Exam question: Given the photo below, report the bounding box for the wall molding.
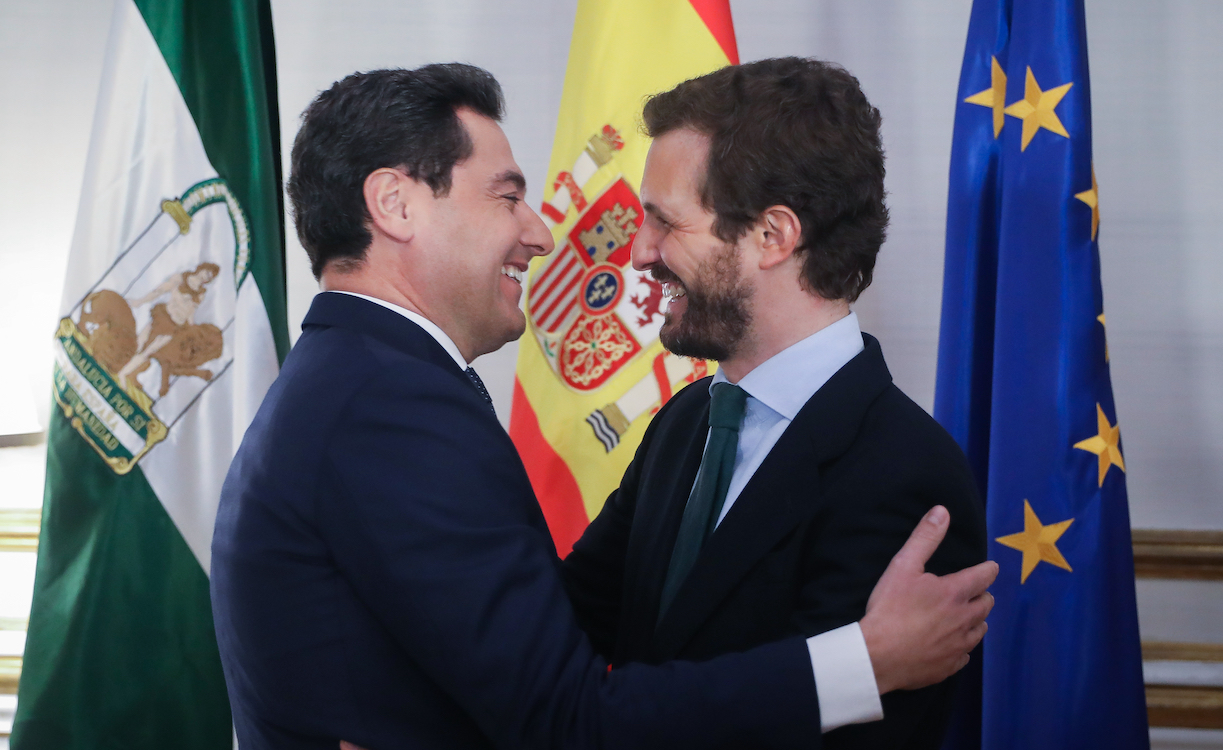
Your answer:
[1144,641,1223,729]
[1145,641,1223,664]
[0,432,44,449]
[1133,529,1223,581]
[0,508,39,553]
[0,655,19,694]
[1147,685,1223,730]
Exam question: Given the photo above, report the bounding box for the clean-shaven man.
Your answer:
[211,63,996,750]
[563,58,988,749]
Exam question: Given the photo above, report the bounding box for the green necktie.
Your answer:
[658,382,749,623]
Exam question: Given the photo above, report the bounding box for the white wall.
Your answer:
[0,0,112,436]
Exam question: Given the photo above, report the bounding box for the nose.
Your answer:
[631,218,662,271]
[522,204,555,258]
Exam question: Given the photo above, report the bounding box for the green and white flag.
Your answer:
[13,0,286,746]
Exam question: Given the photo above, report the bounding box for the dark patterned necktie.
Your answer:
[465,367,495,414]
[657,382,749,623]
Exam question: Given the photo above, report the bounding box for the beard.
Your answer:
[653,242,752,362]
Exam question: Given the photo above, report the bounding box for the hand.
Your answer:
[859,505,997,694]
[340,743,369,750]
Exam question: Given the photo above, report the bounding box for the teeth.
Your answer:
[502,265,524,283]
[662,282,686,301]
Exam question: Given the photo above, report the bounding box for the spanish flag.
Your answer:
[510,0,738,555]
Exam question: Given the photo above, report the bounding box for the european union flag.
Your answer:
[935,0,1149,747]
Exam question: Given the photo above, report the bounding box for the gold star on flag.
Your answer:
[1098,312,1109,361]
[965,57,1008,138]
[1003,67,1073,151]
[1073,403,1125,486]
[996,500,1074,584]
[1076,165,1100,240]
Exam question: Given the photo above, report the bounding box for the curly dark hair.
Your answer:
[642,57,888,302]
[287,64,504,279]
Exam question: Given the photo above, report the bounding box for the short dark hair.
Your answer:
[642,57,888,302]
[288,64,504,278]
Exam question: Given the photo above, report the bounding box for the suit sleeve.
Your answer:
[560,485,631,660]
[317,367,822,750]
[792,434,986,632]
[795,400,987,748]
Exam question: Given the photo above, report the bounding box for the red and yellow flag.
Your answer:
[510,0,738,555]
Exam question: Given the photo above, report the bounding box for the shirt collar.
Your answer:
[326,291,468,371]
[710,311,864,420]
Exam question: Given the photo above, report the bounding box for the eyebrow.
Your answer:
[491,169,526,192]
[642,201,674,225]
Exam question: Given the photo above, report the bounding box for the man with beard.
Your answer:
[561,57,988,748]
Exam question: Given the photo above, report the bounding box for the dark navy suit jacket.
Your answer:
[563,335,987,749]
[211,292,823,750]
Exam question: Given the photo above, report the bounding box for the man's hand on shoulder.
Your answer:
[860,505,998,695]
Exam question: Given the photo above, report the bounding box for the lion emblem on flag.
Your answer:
[52,179,247,474]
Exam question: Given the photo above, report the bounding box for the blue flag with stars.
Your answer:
[935,0,1149,748]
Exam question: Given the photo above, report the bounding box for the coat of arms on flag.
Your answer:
[509,0,738,555]
[527,124,708,451]
[53,179,248,474]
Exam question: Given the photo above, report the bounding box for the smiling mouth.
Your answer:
[501,265,524,284]
[662,281,686,301]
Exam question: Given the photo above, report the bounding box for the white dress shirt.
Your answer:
[703,312,884,732]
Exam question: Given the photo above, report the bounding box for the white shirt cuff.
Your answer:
[806,622,884,732]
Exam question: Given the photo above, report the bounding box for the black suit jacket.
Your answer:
[211,293,830,750]
[563,334,987,749]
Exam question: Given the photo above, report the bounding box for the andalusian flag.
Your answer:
[510,0,738,555]
[12,0,285,746]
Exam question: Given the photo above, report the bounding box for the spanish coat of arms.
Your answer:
[529,126,707,452]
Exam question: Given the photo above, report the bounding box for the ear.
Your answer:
[363,168,415,243]
[755,205,802,271]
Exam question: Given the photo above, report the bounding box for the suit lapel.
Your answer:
[651,334,893,657]
[618,391,710,659]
